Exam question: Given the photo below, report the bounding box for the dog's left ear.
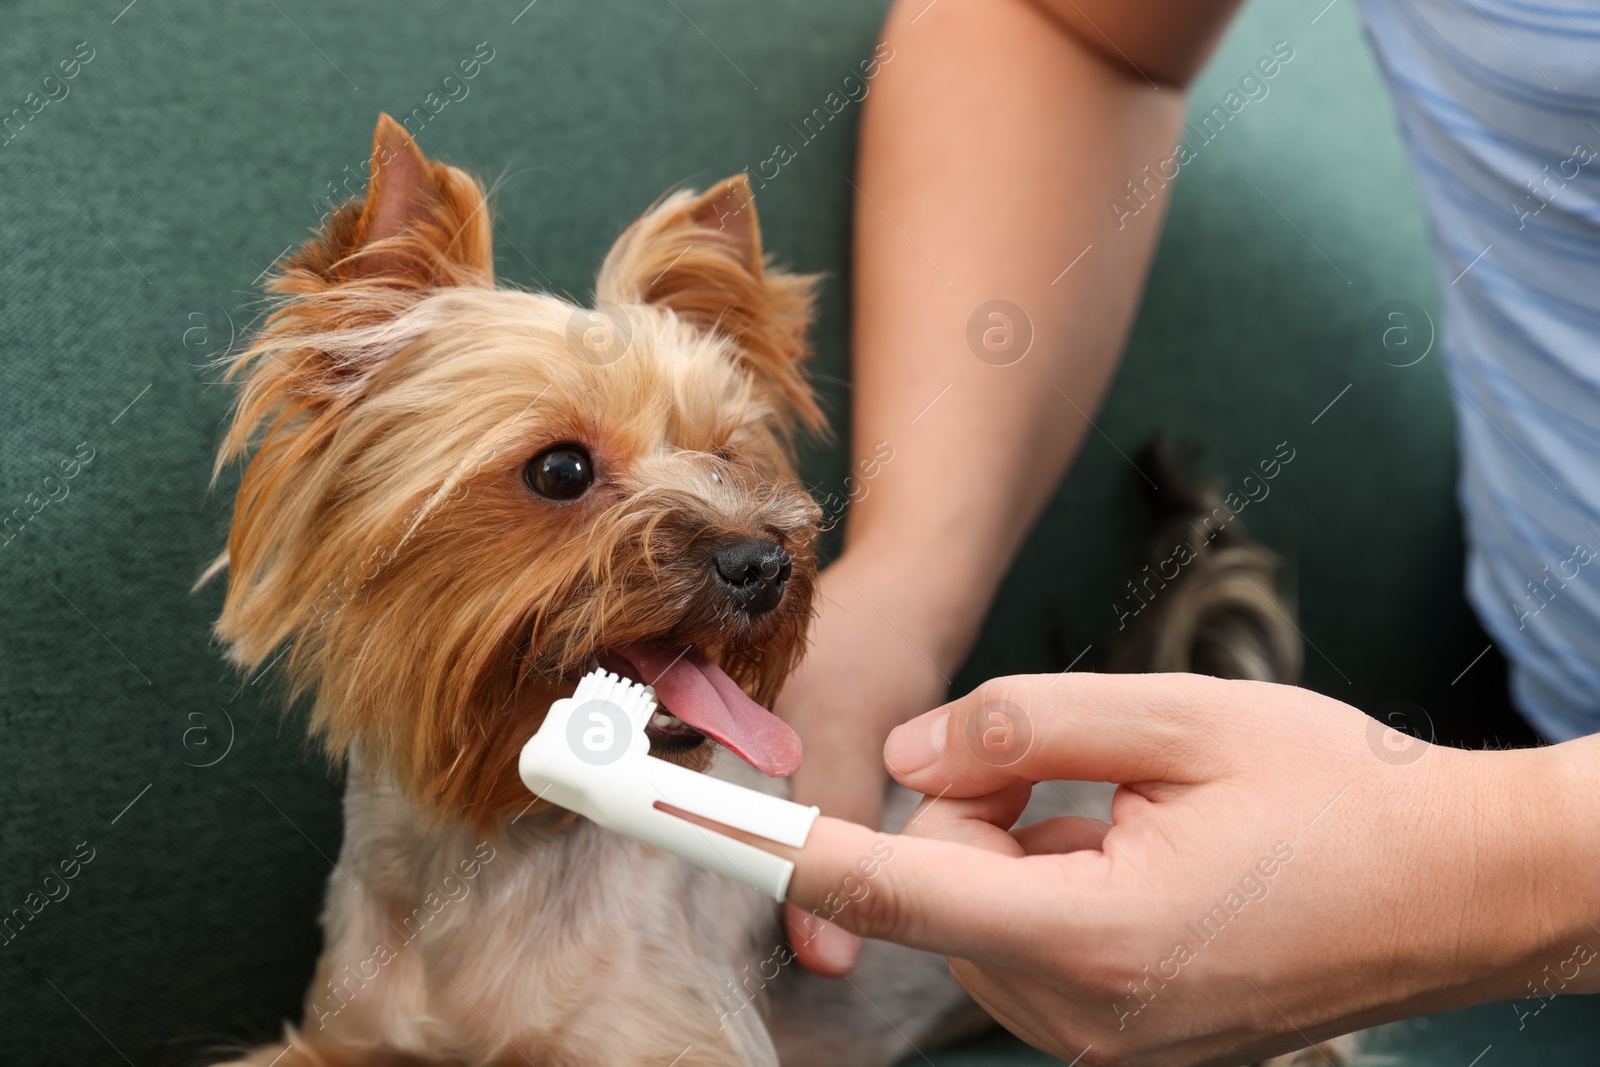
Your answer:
[597,176,824,432]
[290,113,494,291]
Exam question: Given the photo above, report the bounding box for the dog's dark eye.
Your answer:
[525,445,593,501]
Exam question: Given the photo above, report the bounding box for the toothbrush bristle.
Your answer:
[579,666,657,721]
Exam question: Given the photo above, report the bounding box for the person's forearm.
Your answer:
[1486,733,1600,999]
[847,0,1234,675]
[1340,734,1600,1016]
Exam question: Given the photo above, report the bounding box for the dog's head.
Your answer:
[213,116,823,823]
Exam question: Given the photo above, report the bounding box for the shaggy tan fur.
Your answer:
[212,117,818,826]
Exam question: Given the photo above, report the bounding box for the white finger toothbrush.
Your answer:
[518,668,819,902]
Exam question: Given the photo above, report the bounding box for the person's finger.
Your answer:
[663,807,1104,963]
[790,778,1029,972]
[784,901,861,975]
[899,787,1110,857]
[883,672,1255,798]
[783,742,886,976]
[947,959,1075,1062]
[1010,815,1111,856]
[788,815,1102,962]
[900,781,1034,854]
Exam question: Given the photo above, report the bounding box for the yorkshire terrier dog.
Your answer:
[209,116,1337,1067]
[209,114,988,1067]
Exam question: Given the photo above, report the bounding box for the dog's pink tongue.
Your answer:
[616,642,802,778]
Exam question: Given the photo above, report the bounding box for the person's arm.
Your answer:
[772,675,1600,1064]
[778,0,1243,974]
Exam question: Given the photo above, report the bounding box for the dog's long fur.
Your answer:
[209,115,992,1067]
[209,117,1333,1066]
[211,117,823,828]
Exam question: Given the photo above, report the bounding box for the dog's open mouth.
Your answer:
[593,641,803,778]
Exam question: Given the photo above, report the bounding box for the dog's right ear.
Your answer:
[282,113,494,292]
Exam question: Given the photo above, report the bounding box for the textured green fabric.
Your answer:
[0,1,1589,1065]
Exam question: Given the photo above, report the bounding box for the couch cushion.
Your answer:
[0,0,1586,1063]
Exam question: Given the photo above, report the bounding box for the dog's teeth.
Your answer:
[649,710,692,732]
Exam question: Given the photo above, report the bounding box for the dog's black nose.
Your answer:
[711,537,792,617]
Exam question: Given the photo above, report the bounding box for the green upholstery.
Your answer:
[0,0,1587,1064]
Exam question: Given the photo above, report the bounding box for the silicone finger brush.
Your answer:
[518,668,819,901]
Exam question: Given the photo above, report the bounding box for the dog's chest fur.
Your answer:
[309,751,790,1066]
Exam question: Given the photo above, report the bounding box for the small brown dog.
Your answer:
[209,116,1337,1067]
[209,115,994,1067]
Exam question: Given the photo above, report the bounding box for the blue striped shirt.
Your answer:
[1358,0,1600,740]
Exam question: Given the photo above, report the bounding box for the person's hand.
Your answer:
[775,547,953,975]
[773,673,1600,1065]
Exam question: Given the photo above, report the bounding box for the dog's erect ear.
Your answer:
[290,113,493,290]
[689,176,763,275]
[214,116,494,474]
[597,175,823,432]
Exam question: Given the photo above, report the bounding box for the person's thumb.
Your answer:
[884,672,1240,798]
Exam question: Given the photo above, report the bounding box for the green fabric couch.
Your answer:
[0,0,1588,1063]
